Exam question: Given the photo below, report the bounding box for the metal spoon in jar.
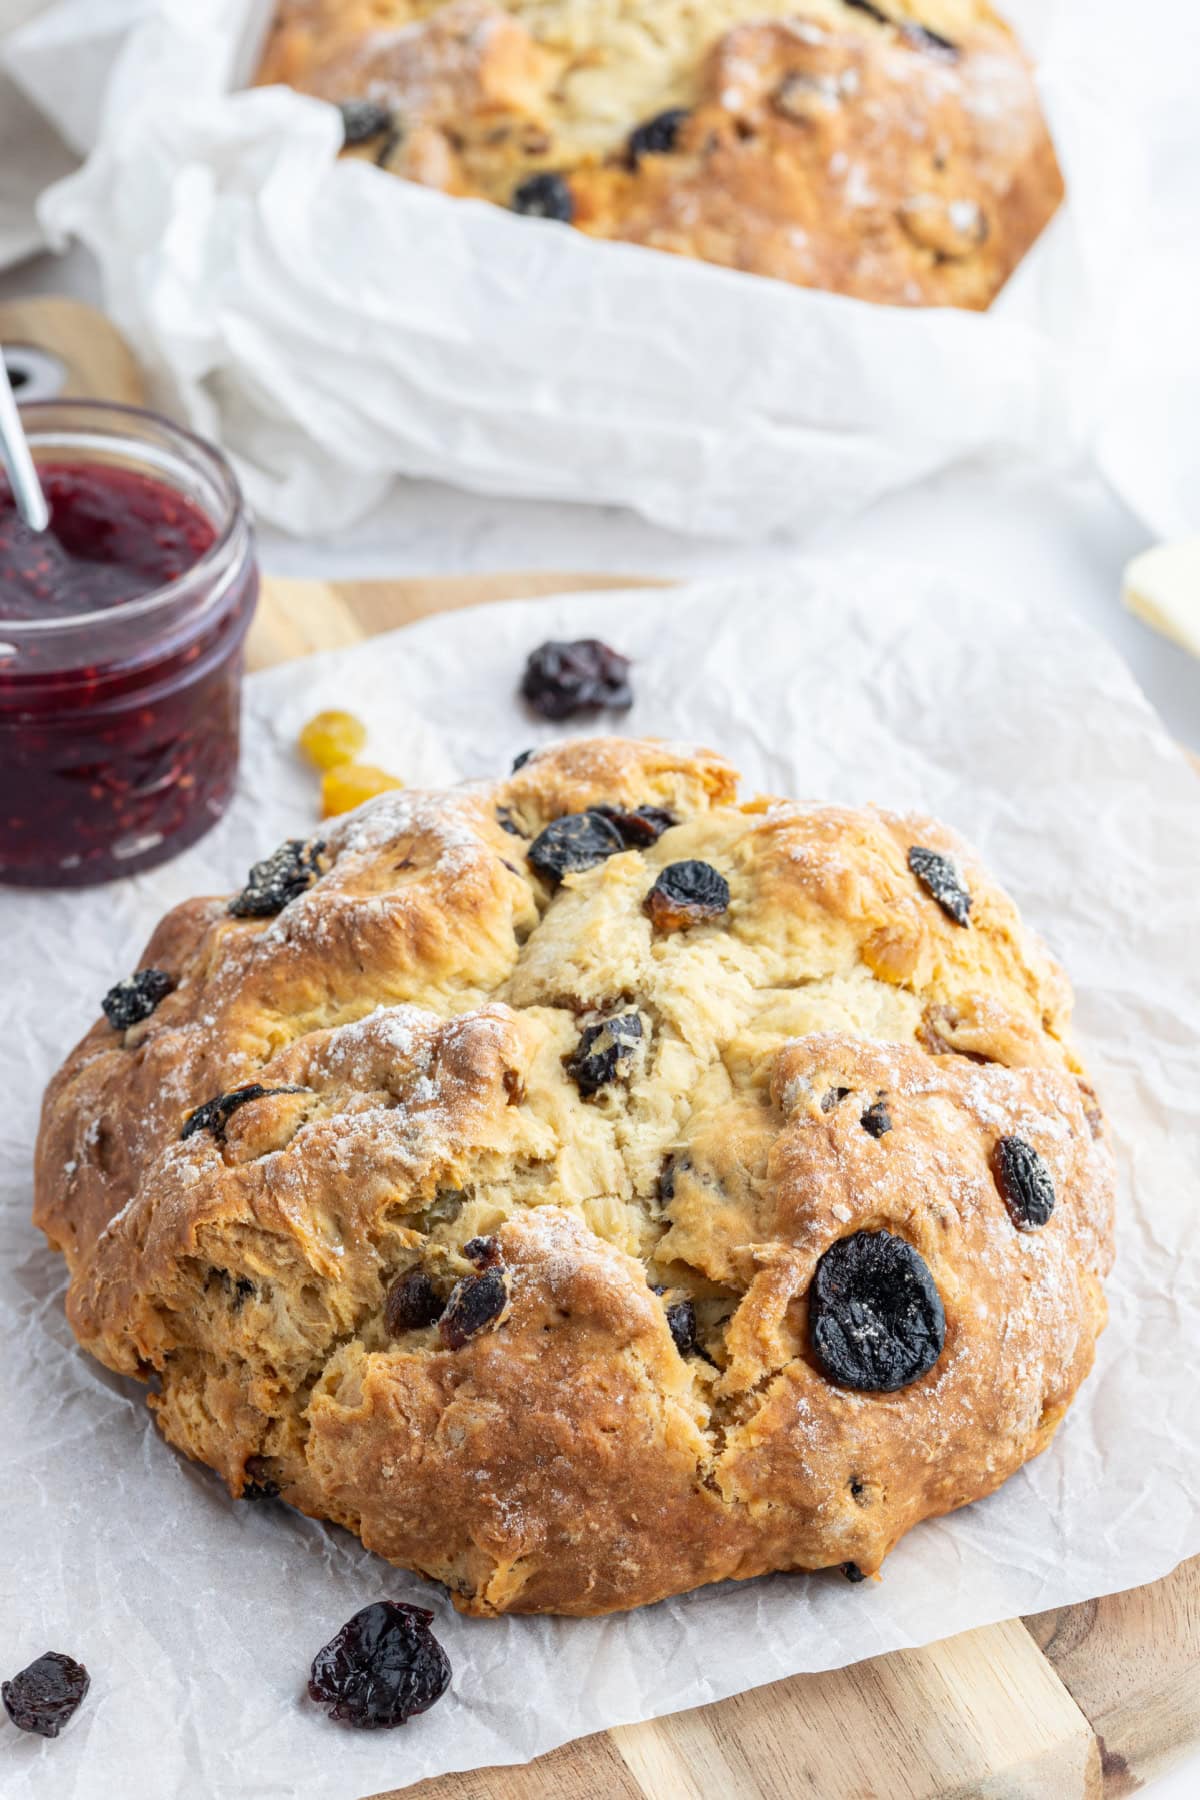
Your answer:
[0,347,50,532]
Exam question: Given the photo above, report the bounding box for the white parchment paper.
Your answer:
[5,0,1190,539]
[2,563,1199,1798]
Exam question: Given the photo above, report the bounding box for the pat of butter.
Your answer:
[1121,538,1200,659]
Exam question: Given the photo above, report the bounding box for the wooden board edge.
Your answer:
[0,295,146,406]
[378,1618,1102,1800]
[1025,1552,1200,1796]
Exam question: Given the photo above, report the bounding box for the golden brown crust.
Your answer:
[35,737,1114,1614]
[255,0,1063,309]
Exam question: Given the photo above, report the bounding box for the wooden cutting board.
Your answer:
[0,296,143,404]
[8,295,1198,1800]
[253,571,1200,1800]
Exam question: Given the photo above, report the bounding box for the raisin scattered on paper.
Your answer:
[520,639,632,719]
[385,1270,444,1335]
[101,967,175,1031]
[993,1135,1056,1231]
[528,811,625,886]
[511,173,574,222]
[565,1013,643,1097]
[229,838,325,917]
[308,1602,451,1729]
[321,764,401,818]
[2,1652,90,1738]
[840,1562,867,1584]
[181,1084,306,1142]
[809,1229,946,1393]
[298,708,368,771]
[644,860,730,931]
[861,1098,892,1139]
[628,108,689,164]
[907,845,972,927]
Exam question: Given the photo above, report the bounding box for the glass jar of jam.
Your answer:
[0,401,258,887]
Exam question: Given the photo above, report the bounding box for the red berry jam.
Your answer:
[0,403,258,888]
[0,464,217,621]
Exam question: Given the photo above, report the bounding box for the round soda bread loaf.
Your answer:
[36,738,1114,1616]
[255,0,1064,308]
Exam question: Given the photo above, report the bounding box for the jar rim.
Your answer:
[0,399,247,638]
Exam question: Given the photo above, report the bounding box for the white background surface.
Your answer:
[2,244,1199,1798]
[9,0,1154,544]
[4,243,1197,755]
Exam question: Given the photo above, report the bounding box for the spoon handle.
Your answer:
[0,350,50,533]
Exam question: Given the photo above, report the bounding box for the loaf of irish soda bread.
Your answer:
[254,0,1064,308]
[36,739,1113,1615]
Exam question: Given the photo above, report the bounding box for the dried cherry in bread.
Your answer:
[101,967,174,1031]
[809,1230,946,1393]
